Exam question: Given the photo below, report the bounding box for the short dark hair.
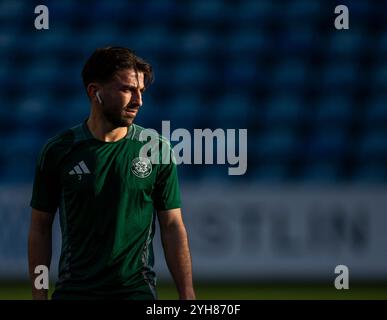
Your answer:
[81,46,154,91]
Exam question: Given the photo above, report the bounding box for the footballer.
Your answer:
[28,47,196,300]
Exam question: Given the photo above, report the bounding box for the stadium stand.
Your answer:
[0,0,386,184]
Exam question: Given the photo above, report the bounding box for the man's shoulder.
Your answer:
[37,125,81,167]
[42,122,91,149]
[128,123,171,147]
[41,129,74,152]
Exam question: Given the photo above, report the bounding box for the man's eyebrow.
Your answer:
[121,84,145,91]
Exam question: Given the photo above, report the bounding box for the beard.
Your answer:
[102,104,137,127]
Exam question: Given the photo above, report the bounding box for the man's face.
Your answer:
[98,68,145,127]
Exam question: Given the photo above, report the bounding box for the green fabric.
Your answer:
[30,121,181,299]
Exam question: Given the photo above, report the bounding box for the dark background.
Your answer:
[0,0,386,299]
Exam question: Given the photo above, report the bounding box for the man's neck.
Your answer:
[86,111,128,142]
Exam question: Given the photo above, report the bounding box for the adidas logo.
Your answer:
[69,161,91,176]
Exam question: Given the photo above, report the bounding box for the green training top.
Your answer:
[30,121,181,299]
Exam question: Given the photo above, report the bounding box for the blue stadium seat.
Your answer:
[212,93,251,128]
[313,95,353,126]
[186,0,232,23]
[78,25,122,52]
[264,95,304,126]
[163,93,201,129]
[121,26,174,54]
[22,31,73,55]
[270,59,307,90]
[0,65,11,85]
[364,96,387,125]
[302,162,340,183]
[275,27,315,54]
[373,62,387,89]
[358,130,387,159]
[327,32,364,57]
[223,59,257,88]
[135,95,164,130]
[172,60,213,89]
[87,0,133,18]
[284,0,322,19]
[14,93,53,128]
[225,29,267,56]
[0,106,19,134]
[377,33,387,57]
[0,132,43,182]
[175,164,201,180]
[0,0,26,21]
[179,30,216,57]
[141,0,178,22]
[255,129,297,159]
[321,62,358,89]
[306,128,347,160]
[0,24,23,50]
[28,93,90,135]
[22,59,60,85]
[49,0,78,11]
[235,0,273,25]
[350,1,376,16]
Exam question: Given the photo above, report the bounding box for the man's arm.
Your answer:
[28,208,55,300]
[157,208,196,300]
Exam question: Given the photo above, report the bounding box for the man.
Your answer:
[28,47,196,300]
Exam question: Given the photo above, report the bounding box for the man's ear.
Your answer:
[86,83,99,102]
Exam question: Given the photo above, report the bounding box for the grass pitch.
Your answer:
[0,282,386,300]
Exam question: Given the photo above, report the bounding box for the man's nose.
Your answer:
[132,90,142,107]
